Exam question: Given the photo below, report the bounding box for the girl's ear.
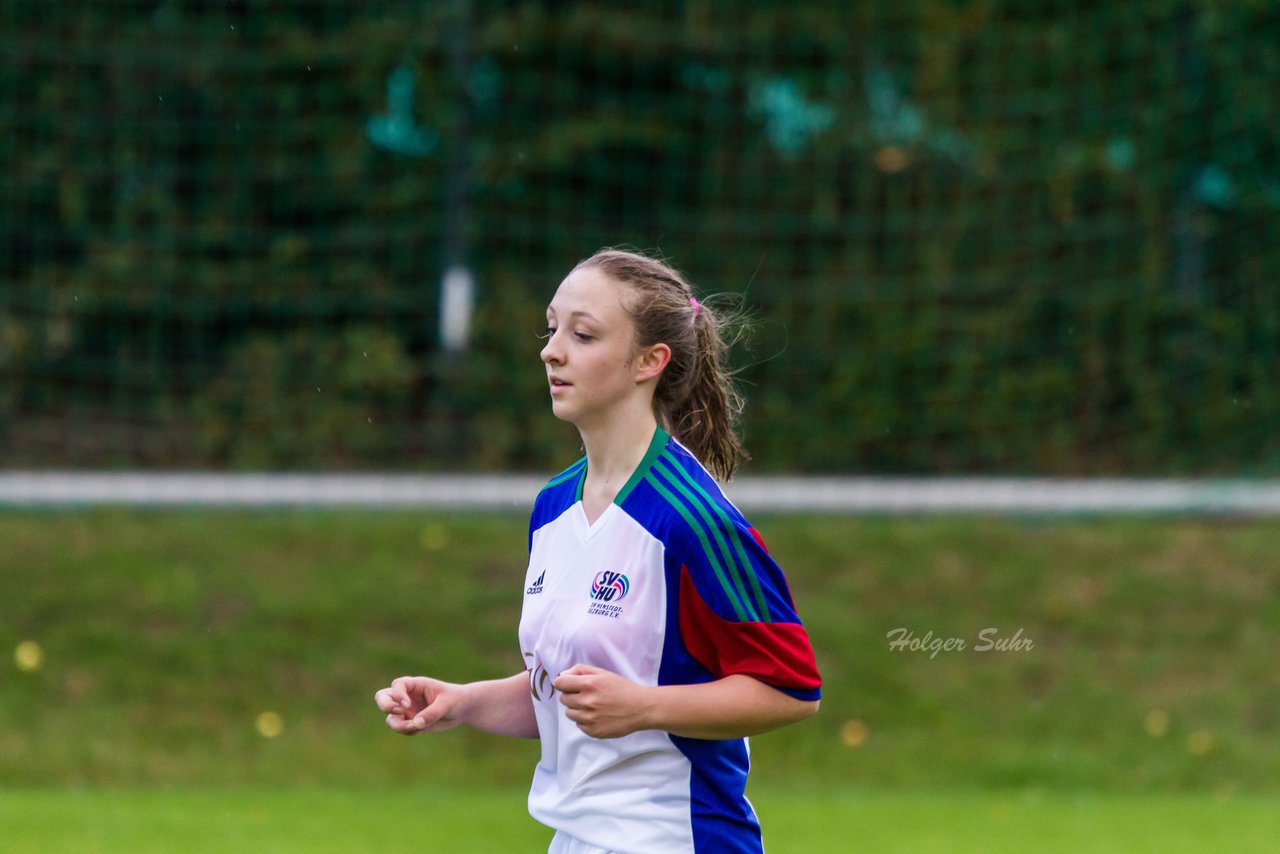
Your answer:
[634,342,671,384]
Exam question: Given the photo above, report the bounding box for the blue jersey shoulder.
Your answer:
[528,456,585,550]
[621,440,781,619]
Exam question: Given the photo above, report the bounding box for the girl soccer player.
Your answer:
[375,249,821,854]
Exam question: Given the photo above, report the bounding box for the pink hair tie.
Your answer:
[689,296,701,316]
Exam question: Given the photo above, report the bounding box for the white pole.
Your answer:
[440,264,474,352]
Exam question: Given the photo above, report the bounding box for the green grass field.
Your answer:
[3,788,1278,853]
[2,509,1278,850]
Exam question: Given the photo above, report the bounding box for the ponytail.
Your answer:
[573,249,748,480]
[669,294,747,480]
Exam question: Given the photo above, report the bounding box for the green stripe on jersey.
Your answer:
[542,457,586,492]
[658,454,773,622]
[613,426,669,506]
[651,457,764,622]
[644,472,753,622]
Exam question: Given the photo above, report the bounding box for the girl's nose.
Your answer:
[540,334,560,365]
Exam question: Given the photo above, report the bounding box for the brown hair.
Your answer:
[573,248,747,480]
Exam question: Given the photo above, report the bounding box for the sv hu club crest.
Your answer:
[590,570,630,602]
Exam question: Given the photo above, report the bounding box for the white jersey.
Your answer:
[518,428,821,854]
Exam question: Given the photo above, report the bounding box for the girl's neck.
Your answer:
[578,409,659,516]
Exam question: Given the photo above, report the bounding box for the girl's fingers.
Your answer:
[411,705,438,730]
[392,717,414,734]
[375,686,417,717]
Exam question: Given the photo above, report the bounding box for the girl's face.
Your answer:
[540,266,647,428]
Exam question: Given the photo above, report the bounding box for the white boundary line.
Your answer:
[2,472,1279,514]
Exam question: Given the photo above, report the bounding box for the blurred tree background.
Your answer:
[1,0,1276,474]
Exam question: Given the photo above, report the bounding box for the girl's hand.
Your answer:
[374,676,470,735]
[553,668,820,741]
[552,664,654,739]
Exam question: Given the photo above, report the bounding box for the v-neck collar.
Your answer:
[572,425,670,508]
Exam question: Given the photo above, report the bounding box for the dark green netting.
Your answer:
[2,1,1277,473]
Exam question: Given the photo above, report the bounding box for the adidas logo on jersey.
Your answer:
[526,570,545,595]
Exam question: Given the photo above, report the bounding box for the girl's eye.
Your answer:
[574,332,593,342]
[538,326,556,340]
